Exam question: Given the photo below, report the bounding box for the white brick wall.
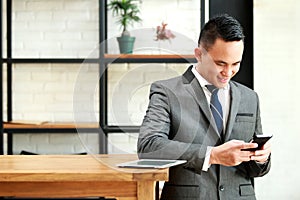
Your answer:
[107,0,200,54]
[12,0,99,58]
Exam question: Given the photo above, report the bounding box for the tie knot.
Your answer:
[206,85,218,94]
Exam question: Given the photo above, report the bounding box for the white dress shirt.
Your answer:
[191,65,231,171]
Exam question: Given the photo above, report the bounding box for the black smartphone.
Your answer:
[242,134,273,151]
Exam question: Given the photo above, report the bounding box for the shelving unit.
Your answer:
[0,0,106,155]
[0,0,204,155]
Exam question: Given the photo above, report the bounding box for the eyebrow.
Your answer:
[214,60,241,65]
[233,61,242,65]
[215,60,226,64]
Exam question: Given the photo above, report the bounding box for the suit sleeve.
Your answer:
[137,81,208,174]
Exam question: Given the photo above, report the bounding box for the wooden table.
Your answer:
[0,154,169,200]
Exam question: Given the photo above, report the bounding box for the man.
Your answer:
[137,14,271,200]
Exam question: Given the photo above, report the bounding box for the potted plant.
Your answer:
[107,0,142,54]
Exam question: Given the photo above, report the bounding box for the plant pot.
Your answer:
[117,36,135,54]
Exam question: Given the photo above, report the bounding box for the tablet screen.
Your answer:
[116,159,187,169]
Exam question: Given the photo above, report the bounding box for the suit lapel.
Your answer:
[224,81,241,141]
[182,66,221,139]
[182,67,242,142]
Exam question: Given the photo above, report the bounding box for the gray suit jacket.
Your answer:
[138,66,271,200]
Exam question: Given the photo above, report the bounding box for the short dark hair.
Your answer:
[198,14,245,50]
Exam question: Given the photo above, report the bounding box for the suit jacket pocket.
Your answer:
[239,184,255,196]
[237,113,254,117]
[236,113,255,122]
[161,184,199,199]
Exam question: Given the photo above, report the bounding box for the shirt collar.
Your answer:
[191,65,230,91]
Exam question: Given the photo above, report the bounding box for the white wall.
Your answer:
[254,0,300,199]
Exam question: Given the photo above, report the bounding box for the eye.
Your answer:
[215,61,226,67]
[232,62,241,67]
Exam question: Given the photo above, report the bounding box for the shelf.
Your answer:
[3,122,141,134]
[2,58,99,64]
[3,121,99,133]
[4,121,98,129]
[1,55,196,64]
[104,54,196,63]
[105,54,195,59]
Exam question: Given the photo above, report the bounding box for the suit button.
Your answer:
[219,185,225,191]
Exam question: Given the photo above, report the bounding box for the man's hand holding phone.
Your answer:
[210,135,272,166]
[245,134,273,163]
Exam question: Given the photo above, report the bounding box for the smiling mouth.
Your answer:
[219,77,229,83]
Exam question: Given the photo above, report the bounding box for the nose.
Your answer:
[221,66,232,77]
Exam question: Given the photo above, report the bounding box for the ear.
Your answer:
[194,47,202,62]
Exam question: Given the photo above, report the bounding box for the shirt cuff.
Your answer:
[202,146,213,171]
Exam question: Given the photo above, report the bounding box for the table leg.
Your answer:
[137,181,156,200]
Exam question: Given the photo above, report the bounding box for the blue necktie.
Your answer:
[206,85,223,135]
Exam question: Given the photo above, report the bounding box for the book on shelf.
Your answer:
[4,120,48,125]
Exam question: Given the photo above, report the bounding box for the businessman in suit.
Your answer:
[137,14,271,200]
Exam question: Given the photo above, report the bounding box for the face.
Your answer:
[194,38,244,88]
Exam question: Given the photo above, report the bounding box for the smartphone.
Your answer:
[242,134,273,151]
